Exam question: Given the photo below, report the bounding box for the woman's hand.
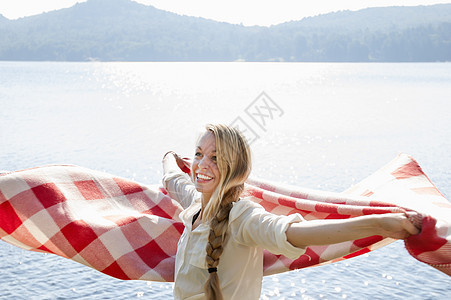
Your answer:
[163,151,181,173]
[374,213,420,239]
[163,151,189,174]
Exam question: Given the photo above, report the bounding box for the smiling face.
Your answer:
[192,131,221,204]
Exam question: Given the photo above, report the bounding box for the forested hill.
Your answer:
[0,0,450,62]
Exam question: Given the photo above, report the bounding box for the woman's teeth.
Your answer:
[197,174,213,181]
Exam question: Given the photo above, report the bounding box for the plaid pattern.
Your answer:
[0,154,450,282]
[248,154,451,276]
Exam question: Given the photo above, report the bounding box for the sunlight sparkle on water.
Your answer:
[1,62,450,300]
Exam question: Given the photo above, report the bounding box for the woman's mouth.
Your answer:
[196,173,213,182]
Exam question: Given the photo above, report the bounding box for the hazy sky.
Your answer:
[1,0,450,25]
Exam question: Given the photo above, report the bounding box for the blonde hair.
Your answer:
[202,124,252,300]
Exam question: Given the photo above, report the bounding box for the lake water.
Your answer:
[0,62,450,299]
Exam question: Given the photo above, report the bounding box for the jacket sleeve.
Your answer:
[228,199,307,259]
[162,171,199,209]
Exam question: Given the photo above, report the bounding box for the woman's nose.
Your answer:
[198,157,208,169]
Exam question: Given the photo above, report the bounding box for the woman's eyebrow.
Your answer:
[196,146,216,153]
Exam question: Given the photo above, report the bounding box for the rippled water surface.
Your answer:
[1,62,450,299]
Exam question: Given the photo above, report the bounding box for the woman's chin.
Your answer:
[194,182,215,195]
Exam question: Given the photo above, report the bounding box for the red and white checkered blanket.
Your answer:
[1,153,450,281]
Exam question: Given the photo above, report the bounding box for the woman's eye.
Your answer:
[195,152,202,157]
[211,156,217,162]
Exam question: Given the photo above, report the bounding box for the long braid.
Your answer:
[204,185,243,300]
[201,123,252,299]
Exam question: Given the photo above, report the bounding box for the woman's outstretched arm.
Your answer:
[286,213,419,248]
[162,152,198,209]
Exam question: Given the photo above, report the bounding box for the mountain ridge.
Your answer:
[0,0,450,61]
[3,1,450,28]
[280,4,451,29]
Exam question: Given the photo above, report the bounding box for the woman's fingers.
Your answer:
[377,213,420,239]
[403,212,421,235]
[392,213,420,238]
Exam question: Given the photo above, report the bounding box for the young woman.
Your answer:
[162,124,419,300]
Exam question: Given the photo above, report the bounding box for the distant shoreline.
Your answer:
[1,1,450,62]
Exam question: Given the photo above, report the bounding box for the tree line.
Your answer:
[0,0,450,62]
